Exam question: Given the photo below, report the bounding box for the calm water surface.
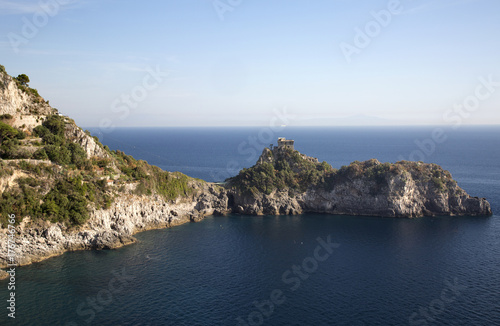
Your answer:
[1,126,499,325]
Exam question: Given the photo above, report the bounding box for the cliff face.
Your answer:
[0,183,230,268]
[228,148,492,218]
[0,67,53,131]
[300,165,491,218]
[64,123,109,159]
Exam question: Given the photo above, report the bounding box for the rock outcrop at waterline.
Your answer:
[227,147,492,218]
[0,184,230,268]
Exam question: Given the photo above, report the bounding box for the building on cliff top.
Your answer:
[277,137,294,150]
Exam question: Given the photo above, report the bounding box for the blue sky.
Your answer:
[1,0,499,127]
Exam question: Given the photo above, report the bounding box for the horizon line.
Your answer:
[82,124,500,129]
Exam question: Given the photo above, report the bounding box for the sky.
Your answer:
[0,0,499,127]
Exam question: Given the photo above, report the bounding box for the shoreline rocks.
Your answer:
[0,184,231,269]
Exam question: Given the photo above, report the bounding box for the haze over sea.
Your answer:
[2,126,499,326]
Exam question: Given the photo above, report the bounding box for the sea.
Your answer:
[1,126,499,326]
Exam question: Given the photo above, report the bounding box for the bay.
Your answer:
[2,126,499,325]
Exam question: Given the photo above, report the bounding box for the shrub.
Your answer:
[0,121,28,158]
[42,115,66,138]
[0,121,20,142]
[0,162,14,177]
[32,116,90,168]
[0,186,42,227]
[155,172,194,200]
[134,180,148,196]
[45,144,71,165]
[0,139,19,159]
[32,148,48,160]
[0,114,13,120]
[41,176,91,225]
[17,177,41,188]
[366,162,391,185]
[68,142,87,168]
[93,158,111,168]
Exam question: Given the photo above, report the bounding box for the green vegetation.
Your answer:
[42,176,92,225]
[0,121,25,142]
[0,121,27,159]
[0,167,112,226]
[0,115,109,227]
[0,185,41,226]
[2,115,80,162]
[12,73,43,103]
[228,162,278,196]
[111,149,196,200]
[0,114,13,120]
[227,148,334,196]
[0,116,198,226]
[328,160,401,186]
[0,161,14,178]
[228,149,455,198]
[32,115,88,168]
[15,74,30,86]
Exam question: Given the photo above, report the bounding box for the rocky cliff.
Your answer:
[227,147,492,218]
[0,183,230,269]
[0,65,53,131]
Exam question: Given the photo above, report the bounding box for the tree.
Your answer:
[0,121,19,142]
[16,74,30,86]
[43,115,66,137]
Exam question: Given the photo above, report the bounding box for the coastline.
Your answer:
[0,155,492,273]
[0,183,231,272]
[0,67,492,275]
[0,220,181,280]
[0,201,495,281]
[0,212,193,280]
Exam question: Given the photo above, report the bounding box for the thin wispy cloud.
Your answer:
[3,47,106,57]
[0,0,86,16]
[402,0,482,15]
[0,1,42,15]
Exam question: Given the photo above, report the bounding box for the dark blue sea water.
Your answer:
[2,126,499,326]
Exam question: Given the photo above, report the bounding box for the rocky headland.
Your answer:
[0,65,492,275]
[227,146,492,218]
